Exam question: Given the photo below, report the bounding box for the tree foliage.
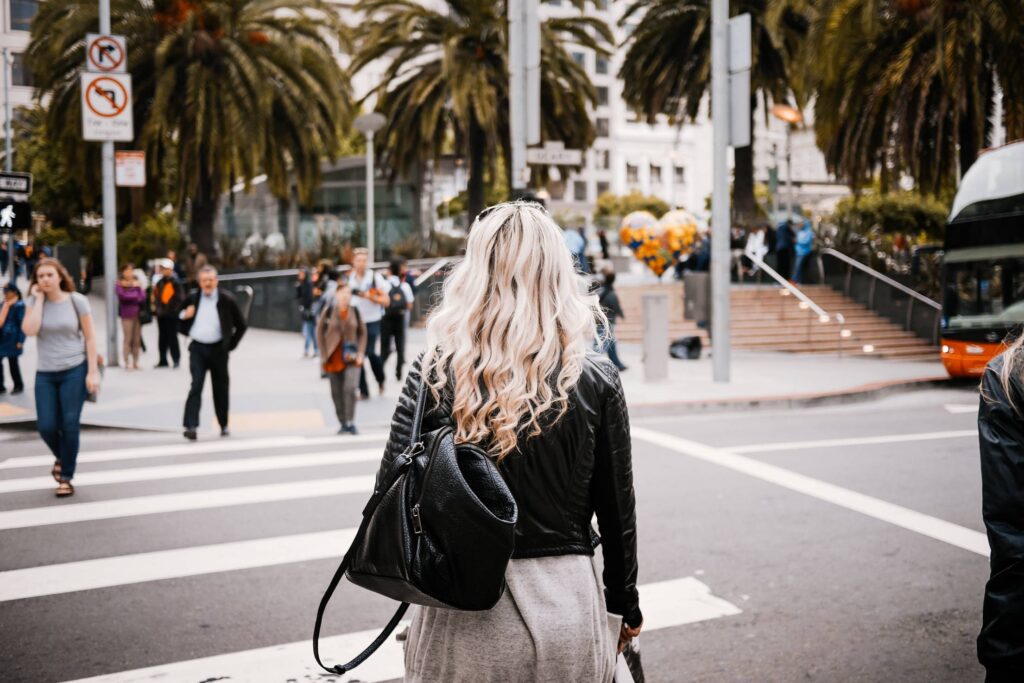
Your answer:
[594,190,670,223]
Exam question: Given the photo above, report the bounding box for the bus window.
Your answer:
[945,259,1024,330]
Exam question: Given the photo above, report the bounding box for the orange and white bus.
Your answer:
[940,141,1024,377]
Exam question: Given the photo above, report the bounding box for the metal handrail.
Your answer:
[818,248,941,310]
[748,254,845,326]
[414,256,461,288]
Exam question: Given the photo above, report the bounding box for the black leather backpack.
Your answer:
[313,377,518,675]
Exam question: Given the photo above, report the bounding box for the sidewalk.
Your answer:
[0,294,949,434]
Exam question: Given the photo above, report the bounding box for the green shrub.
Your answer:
[594,190,669,225]
[832,192,947,240]
[118,213,185,268]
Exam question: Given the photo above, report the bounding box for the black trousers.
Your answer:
[0,355,23,390]
[157,315,181,366]
[358,320,385,397]
[776,247,794,281]
[183,341,229,429]
[380,314,407,380]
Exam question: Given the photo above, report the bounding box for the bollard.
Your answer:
[642,293,669,382]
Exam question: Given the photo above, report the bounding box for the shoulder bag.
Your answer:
[313,375,518,676]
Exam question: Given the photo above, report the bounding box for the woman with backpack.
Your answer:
[22,258,101,497]
[386,202,642,681]
[0,283,26,394]
[317,281,366,435]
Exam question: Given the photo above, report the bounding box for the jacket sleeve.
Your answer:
[228,296,248,351]
[356,310,367,356]
[978,364,1024,679]
[591,361,642,628]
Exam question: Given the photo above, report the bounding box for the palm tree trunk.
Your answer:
[190,166,219,257]
[733,99,757,227]
[466,118,486,224]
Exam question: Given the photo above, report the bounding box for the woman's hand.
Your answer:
[28,283,39,298]
[86,370,101,395]
[355,353,364,366]
[617,621,642,654]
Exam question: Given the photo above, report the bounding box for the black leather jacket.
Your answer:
[979,354,1024,681]
[379,352,642,627]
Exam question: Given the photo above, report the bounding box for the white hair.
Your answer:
[421,201,608,461]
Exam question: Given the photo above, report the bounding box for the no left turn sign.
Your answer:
[85,76,129,118]
[81,72,133,141]
[85,33,127,73]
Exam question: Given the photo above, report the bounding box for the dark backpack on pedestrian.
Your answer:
[385,281,408,319]
[313,375,518,676]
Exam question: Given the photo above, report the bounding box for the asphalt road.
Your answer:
[0,386,988,682]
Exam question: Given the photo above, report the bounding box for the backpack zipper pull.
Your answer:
[411,504,424,535]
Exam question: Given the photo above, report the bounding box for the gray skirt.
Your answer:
[404,554,620,682]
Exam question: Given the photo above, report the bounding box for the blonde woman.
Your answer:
[978,335,1024,680]
[380,202,642,682]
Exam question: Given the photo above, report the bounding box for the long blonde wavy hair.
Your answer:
[421,201,608,461]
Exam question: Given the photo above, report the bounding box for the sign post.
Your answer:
[85,16,130,366]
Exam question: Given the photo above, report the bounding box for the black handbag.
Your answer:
[313,376,518,676]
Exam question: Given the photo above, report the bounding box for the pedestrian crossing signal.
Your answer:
[0,201,31,233]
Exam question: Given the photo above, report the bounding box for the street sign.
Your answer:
[0,200,31,233]
[85,33,127,73]
[0,171,31,195]
[526,141,583,166]
[115,151,145,187]
[81,72,134,141]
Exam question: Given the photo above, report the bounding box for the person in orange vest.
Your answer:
[153,258,184,368]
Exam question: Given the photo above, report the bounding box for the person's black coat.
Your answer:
[979,353,1024,681]
[379,352,642,628]
[599,285,625,323]
[177,288,247,352]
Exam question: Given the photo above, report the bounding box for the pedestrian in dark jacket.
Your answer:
[596,270,627,371]
[0,283,26,394]
[153,258,184,368]
[979,342,1024,682]
[178,266,247,440]
[296,267,318,358]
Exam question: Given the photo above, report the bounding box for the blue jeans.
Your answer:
[596,324,626,370]
[793,252,809,283]
[358,320,385,397]
[35,361,87,480]
[302,318,317,355]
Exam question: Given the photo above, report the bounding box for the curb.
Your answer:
[628,376,964,416]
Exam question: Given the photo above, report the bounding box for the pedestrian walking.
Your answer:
[178,266,247,440]
[115,264,147,370]
[388,202,642,681]
[793,219,814,284]
[153,258,184,368]
[775,219,794,282]
[564,225,585,273]
[979,340,1024,682]
[167,249,186,282]
[380,259,414,382]
[316,281,366,435]
[0,283,26,394]
[597,228,611,260]
[596,270,628,372]
[296,267,318,358]
[348,248,389,398]
[21,257,101,497]
[183,243,208,288]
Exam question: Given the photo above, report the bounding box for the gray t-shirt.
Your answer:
[29,292,91,372]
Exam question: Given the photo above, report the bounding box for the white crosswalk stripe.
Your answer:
[0,448,382,493]
[0,475,374,530]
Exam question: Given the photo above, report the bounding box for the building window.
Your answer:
[9,0,37,31]
[674,166,685,184]
[572,51,585,68]
[594,149,610,170]
[650,164,662,184]
[595,117,609,137]
[596,181,610,197]
[596,86,609,107]
[11,53,32,87]
[595,56,609,75]
[574,181,588,202]
[626,164,639,184]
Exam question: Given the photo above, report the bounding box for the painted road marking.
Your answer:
[0,448,382,493]
[0,528,358,602]
[633,427,989,557]
[65,577,740,683]
[0,433,388,470]
[0,475,374,531]
[944,403,979,414]
[728,429,977,454]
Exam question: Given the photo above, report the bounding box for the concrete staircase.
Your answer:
[612,283,937,361]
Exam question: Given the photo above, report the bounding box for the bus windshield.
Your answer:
[943,256,1024,331]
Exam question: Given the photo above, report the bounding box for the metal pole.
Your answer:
[710,0,730,382]
[3,47,13,282]
[365,130,375,261]
[99,0,118,366]
[771,142,779,217]
[508,0,526,191]
[785,126,794,219]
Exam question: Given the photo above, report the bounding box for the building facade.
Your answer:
[0,0,37,148]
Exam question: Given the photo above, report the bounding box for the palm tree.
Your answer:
[812,0,1024,194]
[351,0,612,221]
[619,0,808,226]
[27,0,351,254]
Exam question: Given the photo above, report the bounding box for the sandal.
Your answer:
[51,460,62,483]
[55,480,74,497]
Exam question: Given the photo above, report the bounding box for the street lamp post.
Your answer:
[771,104,803,221]
[354,112,386,262]
[2,47,13,282]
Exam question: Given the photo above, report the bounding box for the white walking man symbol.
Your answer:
[0,204,14,229]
